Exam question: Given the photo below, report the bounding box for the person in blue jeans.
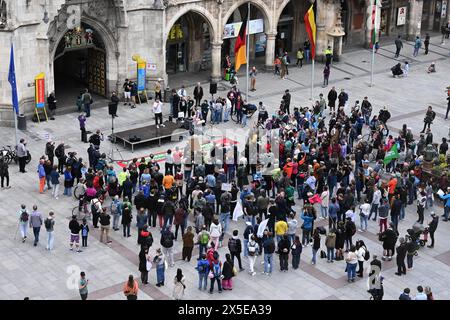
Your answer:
[439,188,450,221]
[154,249,166,287]
[345,245,358,282]
[300,211,314,246]
[325,230,336,262]
[262,231,275,275]
[196,253,210,290]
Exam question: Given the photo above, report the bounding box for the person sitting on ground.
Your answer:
[427,62,436,74]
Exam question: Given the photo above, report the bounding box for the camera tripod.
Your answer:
[107,115,124,163]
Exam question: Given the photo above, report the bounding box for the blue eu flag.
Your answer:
[8,44,19,115]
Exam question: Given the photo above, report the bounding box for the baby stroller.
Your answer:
[405,222,429,247]
[368,276,384,300]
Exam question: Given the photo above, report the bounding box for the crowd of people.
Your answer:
[12,73,449,301]
[7,34,450,301]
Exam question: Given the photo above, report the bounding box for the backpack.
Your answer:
[364,247,370,261]
[266,239,275,253]
[248,242,257,256]
[55,146,63,158]
[161,232,173,248]
[320,250,327,259]
[228,238,237,252]
[212,262,221,277]
[197,261,206,273]
[200,232,209,245]
[20,210,29,222]
[111,202,118,214]
[286,55,291,64]
[144,233,154,248]
[44,218,52,230]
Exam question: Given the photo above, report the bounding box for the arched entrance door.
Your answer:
[166,12,212,75]
[222,3,267,66]
[53,22,107,99]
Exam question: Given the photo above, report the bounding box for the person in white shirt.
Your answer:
[153,99,165,128]
[369,186,381,221]
[359,199,371,232]
[414,286,427,300]
[320,186,330,219]
[224,97,232,122]
[177,85,187,99]
[345,206,356,222]
[356,240,367,278]
[209,218,222,251]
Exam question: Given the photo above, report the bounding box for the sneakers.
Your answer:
[251,272,256,276]
[156,125,160,129]
[161,124,166,127]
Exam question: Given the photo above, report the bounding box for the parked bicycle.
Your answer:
[230,104,257,123]
[0,145,31,165]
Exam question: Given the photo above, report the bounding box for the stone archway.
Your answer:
[222,0,274,33]
[47,2,121,99]
[164,5,220,84]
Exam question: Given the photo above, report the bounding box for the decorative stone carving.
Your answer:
[47,0,123,56]
[0,0,7,29]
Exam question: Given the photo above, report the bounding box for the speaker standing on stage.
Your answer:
[110,91,120,118]
[153,98,165,129]
[155,79,163,102]
[193,83,203,107]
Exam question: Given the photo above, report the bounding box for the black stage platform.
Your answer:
[113,121,187,152]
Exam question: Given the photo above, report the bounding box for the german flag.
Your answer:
[304,1,317,60]
[234,11,248,72]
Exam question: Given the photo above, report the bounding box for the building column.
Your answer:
[210,41,223,82]
[407,0,424,40]
[265,33,276,71]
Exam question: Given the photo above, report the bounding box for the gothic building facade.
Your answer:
[0,0,448,126]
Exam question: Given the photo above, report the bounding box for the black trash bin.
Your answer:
[17,114,26,131]
[164,87,171,103]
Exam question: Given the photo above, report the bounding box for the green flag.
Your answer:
[384,143,399,165]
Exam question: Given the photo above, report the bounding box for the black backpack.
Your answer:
[266,239,275,253]
[44,218,52,230]
[228,238,237,252]
[55,146,63,158]
[20,210,29,222]
[364,247,370,261]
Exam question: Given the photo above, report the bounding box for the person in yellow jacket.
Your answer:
[117,167,130,186]
[296,48,304,68]
[275,220,288,243]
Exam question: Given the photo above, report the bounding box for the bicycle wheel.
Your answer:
[230,111,237,123]
[73,185,85,200]
[25,151,32,164]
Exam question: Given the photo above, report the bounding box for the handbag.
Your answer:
[208,271,214,279]
[232,266,238,276]
[146,260,153,271]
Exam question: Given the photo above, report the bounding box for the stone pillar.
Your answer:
[264,33,276,71]
[407,0,424,40]
[210,41,223,82]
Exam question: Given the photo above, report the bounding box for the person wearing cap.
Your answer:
[427,212,439,248]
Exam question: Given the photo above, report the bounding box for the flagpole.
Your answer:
[246,2,250,101]
[310,59,314,100]
[370,0,377,87]
[10,35,19,147]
